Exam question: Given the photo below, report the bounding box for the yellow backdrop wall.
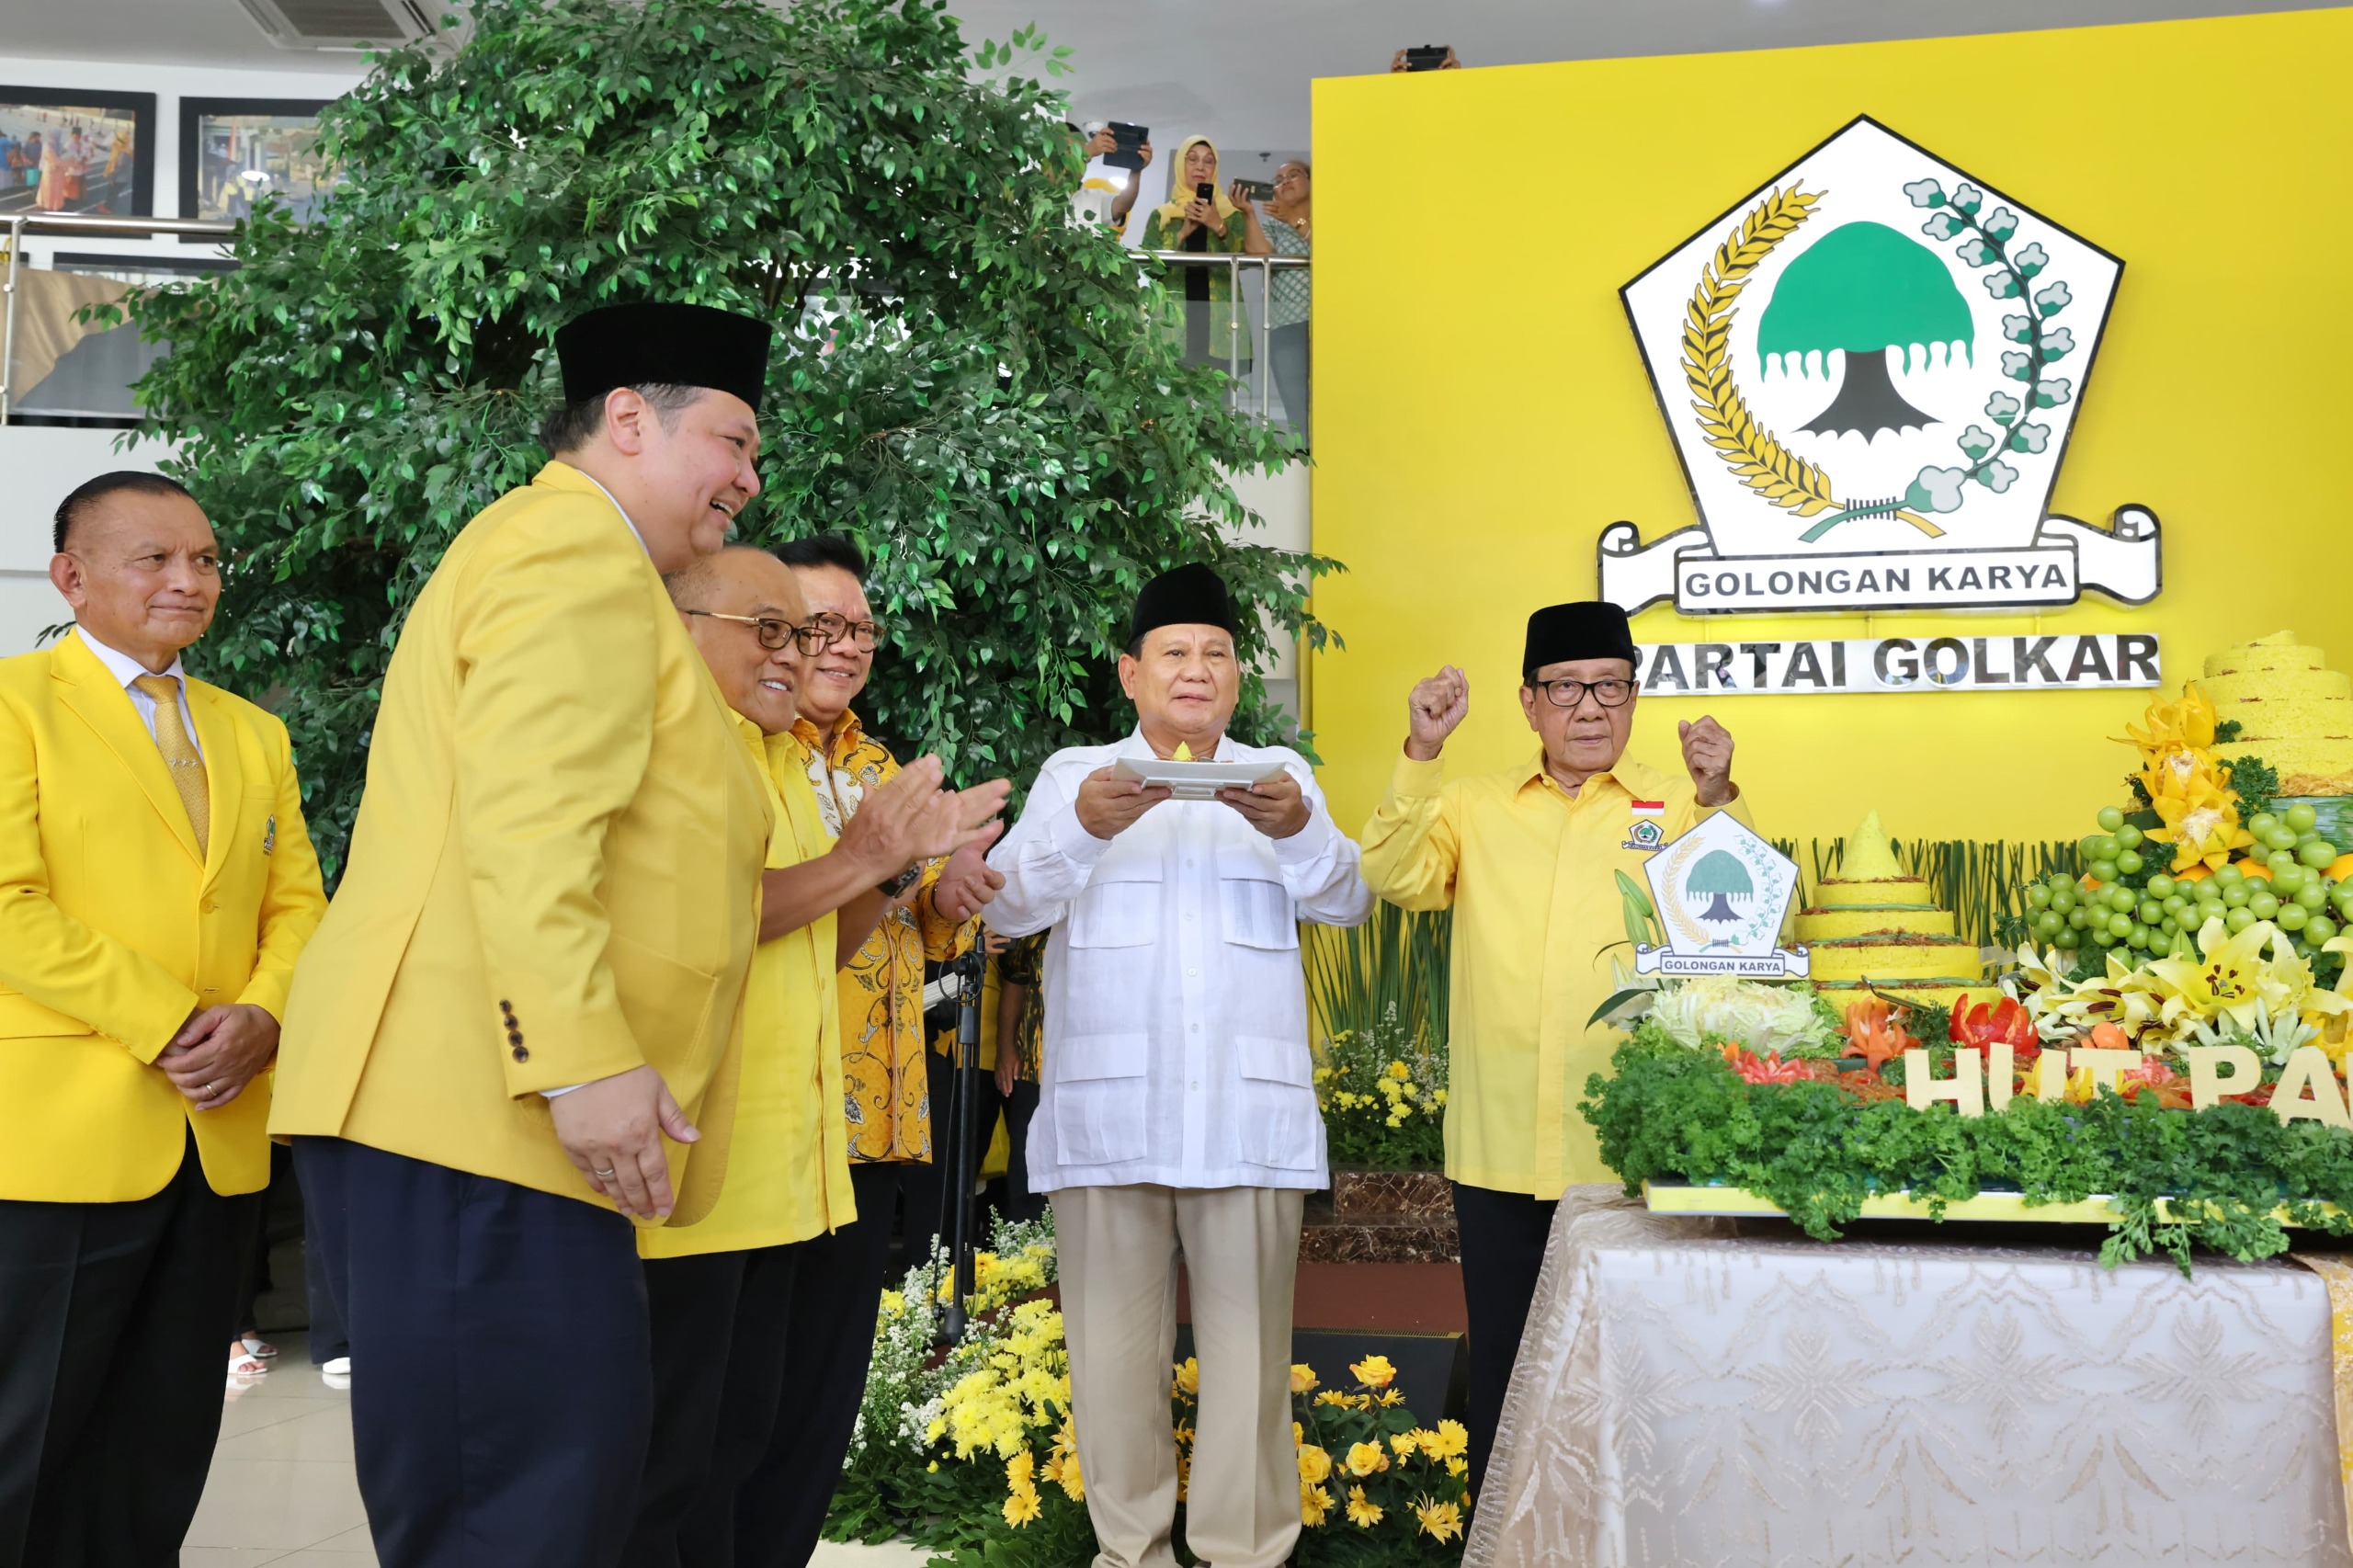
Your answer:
[1308,7,2353,850]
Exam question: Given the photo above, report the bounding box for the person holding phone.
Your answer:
[1233,160,1312,447]
[1390,45,1465,70]
[1081,125,1153,239]
[1141,136,1252,373]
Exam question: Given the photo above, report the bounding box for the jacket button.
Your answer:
[507,1030,524,1047]
[511,1045,529,1062]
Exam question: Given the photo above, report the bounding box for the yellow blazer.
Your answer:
[0,630,327,1201]
[270,462,772,1222]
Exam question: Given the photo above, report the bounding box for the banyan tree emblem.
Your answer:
[1603,116,2155,617]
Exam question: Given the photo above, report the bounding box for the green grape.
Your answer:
[2110,886,2140,913]
[2288,803,2319,833]
[2146,874,2177,900]
[2214,863,2245,888]
[2078,835,2108,863]
[2158,916,2181,938]
[2300,883,2329,911]
[2088,859,2119,883]
[2109,912,2135,938]
[2226,906,2257,933]
[2161,895,2189,917]
[2114,850,2145,877]
[2125,924,2150,950]
[2026,883,2052,910]
[2251,892,2281,920]
[2279,903,2310,931]
[2270,826,2303,852]
[2053,928,2081,950]
[2309,915,2339,944]
[2337,890,2353,921]
[2137,900,2164,925]
[2090,925,2117,948]
[2198,903,2230,928]
[2097,805,2125,833]
[2115,824,2144,851]
[2270,847,2302,872]
[2250,812,2280,839]
[2033,911,2063,938]
[2302,838,2338,869]
[2068,908,2091,929]
[2222,882,2251,908]
[2274,863,2308,894]
[2050,887,2076,915]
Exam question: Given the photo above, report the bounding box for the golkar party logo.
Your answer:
[1632,812,1810,978]
[1602,116,2155,617]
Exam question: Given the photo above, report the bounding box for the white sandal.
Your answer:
[228,1346,269,1377]
[239,1334,279,1359]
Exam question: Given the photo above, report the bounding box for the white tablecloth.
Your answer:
[1467,1187,2352,1568]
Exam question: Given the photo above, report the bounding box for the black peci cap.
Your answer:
[1130,562,1240,647]
[554,302,771,411]
[1523,600,1638,681]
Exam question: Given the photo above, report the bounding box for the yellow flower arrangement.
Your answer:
[1414,1494,1465,1542]
[1172,1357,1199,1397]
[1345,1441,1390,1477]
[1389,1430,1419,1458]
[1296,1443,1331,1483]
[1300,1483,1332,1527]
[1289,1363,1319,1394]
[1346,1484,1383,1528]
[1421,1419,1469,1459]
[1349,1354,1396,1388]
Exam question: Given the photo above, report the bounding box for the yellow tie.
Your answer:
[132,674,209,858]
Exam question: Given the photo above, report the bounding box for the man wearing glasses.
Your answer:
[626,547,1006,1566]
[728,530,1003,1566]
[1359,599,1745,1494]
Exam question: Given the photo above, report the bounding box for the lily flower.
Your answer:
[2143,776,2253,873]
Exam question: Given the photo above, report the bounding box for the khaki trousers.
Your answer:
[1051,1185,1304,1568]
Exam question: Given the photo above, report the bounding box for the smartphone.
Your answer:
[1234,179,1274,202]
[1195,181,1214,202]
[1104,120,1149,172]
[1404,44,1450,71]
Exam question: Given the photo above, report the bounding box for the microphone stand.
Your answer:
[936,942,988,1346]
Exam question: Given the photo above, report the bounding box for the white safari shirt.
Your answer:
[986,731,1371,1192]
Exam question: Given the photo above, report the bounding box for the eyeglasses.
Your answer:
[1533,677,1637,710]
[807,611,885,653]
[679,609,831,654]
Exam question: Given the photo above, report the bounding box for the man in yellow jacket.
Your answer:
[621,546,1006,1566]
[0,470,327,1568]
[1359,600,1747,1494]
[270,303,776,1568]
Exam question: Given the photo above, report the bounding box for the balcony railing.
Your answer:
[1128,250,1310,434]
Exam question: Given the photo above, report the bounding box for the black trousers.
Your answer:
[1002,1079,1043,1224]
[902,1052,1002,1259]
[1450,1181,1559,1498]
[298,1136,652,1568]
[624,1243,806,1568]
[730,1161,905,1568]
[0,1130,261,1568]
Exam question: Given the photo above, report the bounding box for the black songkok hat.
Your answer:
[1523,600,1638,681]
[1130,563,1240,646]
[554,302,771,411]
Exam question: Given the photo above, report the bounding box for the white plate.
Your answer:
[1109,756,1290,800]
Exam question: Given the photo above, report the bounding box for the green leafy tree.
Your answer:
[122,0,1324,878]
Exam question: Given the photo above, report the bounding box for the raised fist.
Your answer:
[1404,666,1469,761]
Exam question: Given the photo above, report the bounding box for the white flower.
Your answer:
[1957,425,1997,459]
[2034,280,2073,316]
[2034,378,2074,407]
[1906,465,1970,514]
[1904,177,1946,208]
[1974,459,2019,494]
[2001,349,2035,381]
[1981,206,2020,240]
[2003,313,2034,343]
[1984,391,2023,424]
[1984,270,2022,300]
[2007,421,2051,454]
[1951,182,1984,212]
[2040,326,2075,360]
[1956,237,1997,267]
[1921,211,1962,240]
[2012,242,2049,277]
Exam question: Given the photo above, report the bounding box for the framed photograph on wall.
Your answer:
[179,97,337,231]
[0,86,158,218]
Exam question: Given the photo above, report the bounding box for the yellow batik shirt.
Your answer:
[642,727,854,1257]
[1359,750,1756,1199]
[792,709,977,1164]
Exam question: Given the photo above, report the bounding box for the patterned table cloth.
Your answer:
[1466,1187,2352,1567]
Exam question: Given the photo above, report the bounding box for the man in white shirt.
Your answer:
[987,563,1370,1568]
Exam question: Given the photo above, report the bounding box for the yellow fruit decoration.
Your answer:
[1173,741,1194,761]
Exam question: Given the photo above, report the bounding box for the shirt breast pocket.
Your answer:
[1072,860,1161,949]
[1217,848,1298,951]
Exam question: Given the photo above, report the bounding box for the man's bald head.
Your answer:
[665,546,810,734]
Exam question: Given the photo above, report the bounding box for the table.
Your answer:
[1465,1187,2353,1567]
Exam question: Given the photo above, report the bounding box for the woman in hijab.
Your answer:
[1140,135,1252,373]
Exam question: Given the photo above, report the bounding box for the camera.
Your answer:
[1404,44,1450,71]
[1103,120,1149,172]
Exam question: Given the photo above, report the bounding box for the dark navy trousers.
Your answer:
[297,1136,651,1568]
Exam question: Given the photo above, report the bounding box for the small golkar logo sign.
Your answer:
[1604,116,2151,616]
[1633,812,1810,978]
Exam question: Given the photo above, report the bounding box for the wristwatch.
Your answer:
[878,863,922,899]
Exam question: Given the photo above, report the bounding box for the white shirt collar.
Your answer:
[575,471,651,557]
[76,627,187,691]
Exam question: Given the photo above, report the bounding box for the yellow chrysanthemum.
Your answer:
[1297,1444,1332,1483]
[1346,1441,1390,1478]
[1350,1354,1396,1388]
[1172,1358,1200,1397]
[1377,1389,1405,1407]
[1290,1363,1319,1394]
[1446,1456,1468,1477]
[1002,1484,1040,1528]
[1346,1485,1383,1528]
[1386,1060,1412,1081]
[1315,1390,1354,1409]
[1415,1496,1465,1542]
[1391,1431,1420,1458]
[1422,1419,1470,1459]
[1300,1483,1332,1528]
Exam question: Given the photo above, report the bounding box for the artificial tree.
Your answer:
[124,0,1324,878]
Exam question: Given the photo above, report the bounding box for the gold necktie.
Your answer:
[132,674,209,857]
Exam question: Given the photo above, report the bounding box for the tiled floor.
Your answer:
[181,1335,929,1566]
